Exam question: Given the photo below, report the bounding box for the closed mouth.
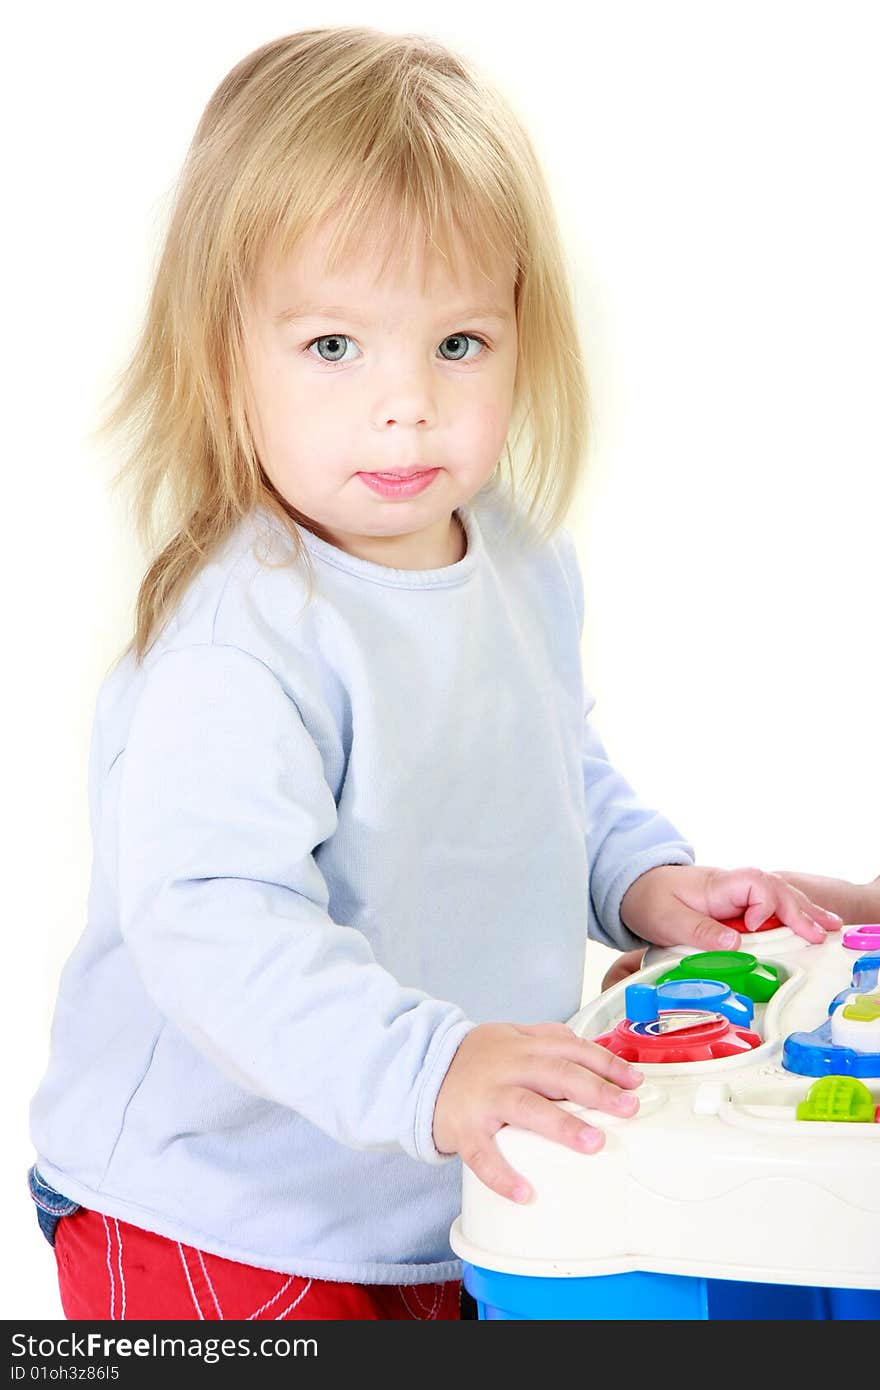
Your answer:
[364,468,437,479]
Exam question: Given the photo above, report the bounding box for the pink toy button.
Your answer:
[843,925,880,951]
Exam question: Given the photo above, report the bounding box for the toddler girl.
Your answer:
[28,26,839,1321]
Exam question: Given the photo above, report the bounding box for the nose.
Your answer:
[381,412,429,427]
[371,366,436,431]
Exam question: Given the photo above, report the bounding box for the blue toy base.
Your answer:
[461,1263,880,1320]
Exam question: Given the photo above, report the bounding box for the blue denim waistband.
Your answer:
[27,1164,81,1249]
[28,1164,80,1216]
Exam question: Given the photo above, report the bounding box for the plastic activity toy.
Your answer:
[451,922,880,1319]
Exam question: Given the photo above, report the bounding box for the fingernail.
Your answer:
[576,1129,603,1152]
[615,1093,639,1113]
[719,930,739,948]
[626,1067,645,1084]
[512,1183,531,1203]
[811,921,827,939]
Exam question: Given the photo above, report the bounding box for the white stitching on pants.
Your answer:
[398,1284,442,1319]
[176,1244,205,1319]
[409,1284,441,1317]
[398,1286,419,1319]
[101,1216,116,1320]
[196,1249,223,1319]
[113,1220,127,1320]
[274,1280,313,1319]
[247,1276,294,1320]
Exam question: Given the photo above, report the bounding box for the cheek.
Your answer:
[462,402,509,455]
[261,373,350,451]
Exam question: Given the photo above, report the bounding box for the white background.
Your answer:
[4,0,878,1319]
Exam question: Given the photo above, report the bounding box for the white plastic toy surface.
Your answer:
[450,926,880,1291]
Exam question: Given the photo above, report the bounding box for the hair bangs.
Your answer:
[258,134,517,304]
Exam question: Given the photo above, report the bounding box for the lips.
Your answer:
[368,468,433,479]
[357,468,440,498]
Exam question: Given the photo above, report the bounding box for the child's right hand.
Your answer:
[432,1022,643,1204]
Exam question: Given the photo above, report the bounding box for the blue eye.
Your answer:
[437,333,488,362]
[304,332,489,366]
[306,334,359,364]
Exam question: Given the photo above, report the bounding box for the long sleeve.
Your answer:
[116,643,475,1164]
[554,528,695,951]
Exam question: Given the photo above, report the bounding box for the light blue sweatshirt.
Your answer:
[29,484,694,1284]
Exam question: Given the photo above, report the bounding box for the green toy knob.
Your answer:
[656,951,781,1004]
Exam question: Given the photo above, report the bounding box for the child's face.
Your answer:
[243,212,517,565]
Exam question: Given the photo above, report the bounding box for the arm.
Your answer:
[117,643,475,1163]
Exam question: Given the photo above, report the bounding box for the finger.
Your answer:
[712,867,839,936]
[520,1053,644,1115]
[662,903,745,952]
[703,866,778,927]
[769,881,830,943]
[548,1035,645,1090]
[771,871,847,925]
[814,906,843,931]
[460,1132,537,1204]
[580,1041,645,1089]
[784,887,842,933]
[503,1087,616,1156]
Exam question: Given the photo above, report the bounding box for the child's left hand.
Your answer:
[620,864,843,954]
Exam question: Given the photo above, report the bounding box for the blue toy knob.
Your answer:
[625,983,660,1022]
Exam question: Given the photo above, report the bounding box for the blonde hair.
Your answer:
[93,26,592,663]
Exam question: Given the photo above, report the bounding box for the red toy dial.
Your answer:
[593,1011,763,1064]
[722,913,783,935]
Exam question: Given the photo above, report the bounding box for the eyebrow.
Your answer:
[274,303,512,326]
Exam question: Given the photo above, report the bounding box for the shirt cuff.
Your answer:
[411,1017,479,1164]
[593,846,697,952]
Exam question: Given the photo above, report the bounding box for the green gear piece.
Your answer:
[656,950,781,1004]
[796,1075,876,1123]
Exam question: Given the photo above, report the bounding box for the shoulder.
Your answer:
[86,511,323,779]
[471,480,583,620]
[97,509,321,717]
[147,508,318,671]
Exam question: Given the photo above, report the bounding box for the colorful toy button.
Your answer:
[625,979,754,1027]
[594,1010,762,1064]
[843,925,880,952]
[656,951,782,1004]
[844,994,880,1021]
[782,1017,880,1079]
[831,993,880,1055]
[796,1076,879,1123]
[720,913,783,935]
[828,954,880,1014]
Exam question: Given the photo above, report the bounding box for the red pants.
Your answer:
[54,1206,462,1320]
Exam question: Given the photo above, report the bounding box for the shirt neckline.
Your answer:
[256,502,483,591]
